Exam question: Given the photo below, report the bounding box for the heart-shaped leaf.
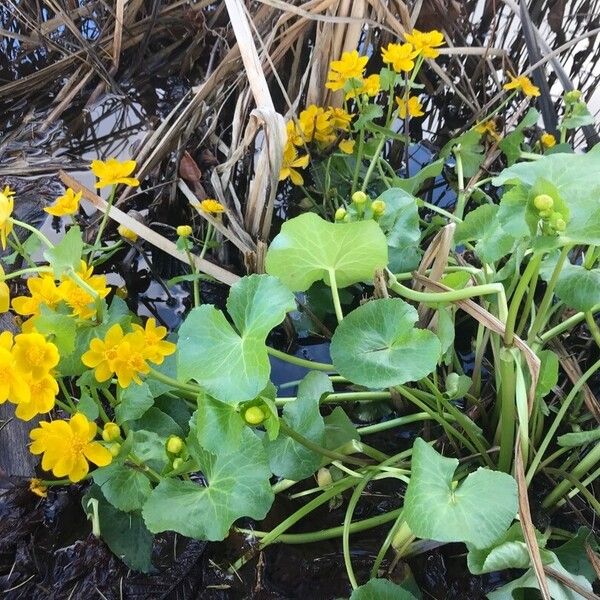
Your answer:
[540,259,600,312]
[350,579,418,600]
[265,213,388,291]
[403,438,518,549]
[330,299,441,388]
[142,427,273,541]
[93,462,152,512]
[177,274,295,403]
[44,225,83,276]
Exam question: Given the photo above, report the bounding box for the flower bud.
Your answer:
[102,422,121,442]
[117,224,138,242]
[554,218,566,232]
[177,225,193,237]
[540,133,556,149]
[352,191,368,205]
[335,207,347,222]
[244,405,266,425]
[533,194,554,212]
[564,89,582,103]
[166,435,184,455]
[538,209,552,219]
[109,443,121,457]
[172,457,184,470]
[317,467,333,488]
[371,200,386,216]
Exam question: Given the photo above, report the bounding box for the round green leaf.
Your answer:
[330,299,441,387]
[403,439,518,549]
[265,213,388,291]
[350,579,418,600]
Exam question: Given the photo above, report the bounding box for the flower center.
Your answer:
[27,346,45,366]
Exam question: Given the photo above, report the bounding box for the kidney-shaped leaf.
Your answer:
[350,578,418,600]
[177,274,295,404]
[404,438,518,549]
[142,428,273,541]
[265,213,388,291]
[330,299,440,388]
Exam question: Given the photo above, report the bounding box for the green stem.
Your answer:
[351,129,366,194]
[278,420,368,467]
[526,358,600,484]
[275,391,392,406]
[55,397,75,414]
[10,218,54,249]
[543,456,600,511]
[497,348,516,473]
[266,347,334,372]
[357,412,454,435]
[57,378,76,412]
[328,269,344,323]
[199,223,213,261]
[585,312,600,347]
[236,508,402,544]
[539,303,600,345]
[453,146,466,219]
[370,513,405,578]
[147,368,201,394]
[183,240,201,307]
[93,186,116,249]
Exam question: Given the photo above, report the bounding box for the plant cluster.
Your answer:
[1,27,599,598]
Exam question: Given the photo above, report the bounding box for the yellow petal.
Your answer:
[84,442,113,467]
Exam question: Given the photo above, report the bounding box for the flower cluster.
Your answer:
[82,318,176,388]
[0,331,60,420]
[0,186,15,249]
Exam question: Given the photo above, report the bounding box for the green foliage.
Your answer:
[330,299,441,387]
[265,213,388,291]
[403,439,518,549]
[43,225,83,276]
[499,108,539,165]
[441,129,484,177]
[349,578,419,600]
[93,462,152,512]
[115,381,154,423]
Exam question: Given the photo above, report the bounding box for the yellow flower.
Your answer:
[29,413,113,483]
[12,332,59,380]
[0,189,14,250]
[58,262,110,320]
[90,158,140,189]
[177,225,193,237]
[345,74,382,99]
[117,224,138,242]
[112,331,150,388]
[286,120,306,147]
[2,186,15,198]
[279,142,310,186]
[328,107,354,131]
[199,199,225,214]
[102,422,121,442]
[29,478,48,498]
[339,139,356,154]
[44,188,82,217]
[0,265,9,313]
[475,120,500,141]
[298,105,335,144]
[0,331,30,405]
[396,95,425,118]
[325,50,369,91]
[503,74,540,97]
[81,323,125,382]
[541,132,556,148]
[404,29,445,59]
[15,372,58,421]
[381,42,418,72]
[12,274,63,324]
[132,317,176,365]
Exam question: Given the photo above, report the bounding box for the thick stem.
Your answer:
[497,348,516,473]
[453,147,466,219]
[266,347,334,372]
[328,269,344,323]
[147,368,201,394]
[93,185,117,250]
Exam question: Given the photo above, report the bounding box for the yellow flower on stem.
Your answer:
[0,265,9,313]
[0,189,14,250]
[29,478,48,498]
[396,95,425,118]
[58,262,110,320]
[12,274,63,324]
[286,120,306,147]
[297,105,336,144]
[12,332,59,380]
[29,413,113,483]
[90,158,140,189]
[381,42,418,72]
[338,139,356,154]
[117,224,138,242]
[325,50,369,91]
[345,74,382,100]
[176,225,193,238]
[328,107,354,131]
[541,132,556,148]
[475,120,500,141]
[404,29,445,59]
[0,331,30,405]
[132,317,176,365]
[112,331,151,388]
[44,188,82,217]
[14,372,58,421]
[503,74,540,97]
[199,199,225,214]
[81,323,125,383]
[279,142,310,186]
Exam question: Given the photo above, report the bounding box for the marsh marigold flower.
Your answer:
[297,105,336,144]
[541,132,556,148]
[404,29,445,59]
[338,139,356,154]
[345,74,381,100]
[58,262,110,320]
[396,95,425,119]
[328,107,353,131]
[0,265,9,313]
[0,189,14,250]
[0,331,30,405]
[15,372,58,421]
[91,158,140,189]
[12,332,59,380]
[381,42,418,72]
[177,225,193,237]
[117,224,138,242]
[132,317,176,365]
[29,413,112,482]
[111,330,150,388]
[503,74,540,97]
[280,143,310,186]
[199,199,225,214]
[81,323,125,382]
[12,274,63,330]
[44,188,82,217]
[475,120,500,141]
[325,50,369,91]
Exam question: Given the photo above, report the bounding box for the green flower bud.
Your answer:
[244,405,266,425]
[108,443,121,457]
[172,457,184,470]
[538,209,552,219]
[177,225,193,237]
[371,200,386,216]
[533,194,554,212]
[564,89,582,103]
[102,422,121,442]
[166,435,184,455]
[554,218,566,232]
[335,207,347,221]
[352,191,368,205]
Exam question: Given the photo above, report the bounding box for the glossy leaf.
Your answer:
[93,462,152,512]
[44,225,83,276]
[115,381,154,424]
[350,578,418,600]
[194,393,245,455]
[330,299,441,388]
[265,213,388,291]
